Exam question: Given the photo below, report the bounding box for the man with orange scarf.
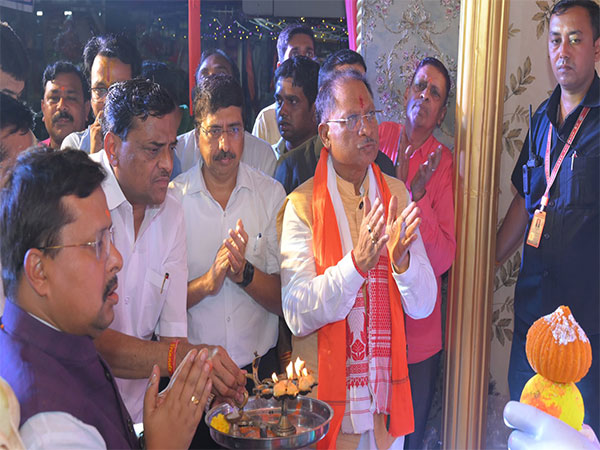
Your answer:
[280,70,436,449]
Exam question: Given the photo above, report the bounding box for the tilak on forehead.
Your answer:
[359,96,364,109]
[103,59,114,83]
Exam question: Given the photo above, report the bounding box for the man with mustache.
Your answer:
[172,48,276,178]
[62,34,141,154]
[378,57,456,450]
[280,70,436,449]
[91,79,246,426]
[0,148,213,449]
[496,0,599,435]
[40,61,90,149]
[170,73,284,422]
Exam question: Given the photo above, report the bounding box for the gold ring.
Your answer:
[191,394,200,406]
[371,236,377,244]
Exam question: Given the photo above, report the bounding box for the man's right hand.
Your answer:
[200,344,247,405]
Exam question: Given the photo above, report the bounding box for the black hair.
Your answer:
[42,61,90,102]
[142,60,188,106]
[192,74,244,125]
[195,49,240,85]
[551,0,599,41]
[0,22,29,83]
[274,56,320,107]
[0,92,34,135]
[0,148,106,301]
[319,49,366,87]
[316,70,373,124]
[102,78,177,140]
[82,34,141,83]
[276,24,316,62]
[410,57,452,105]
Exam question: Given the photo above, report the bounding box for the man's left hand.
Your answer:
[410,145,442,202]
[386,198,421,273]
[224,219,248,283]
[89,111,104,154]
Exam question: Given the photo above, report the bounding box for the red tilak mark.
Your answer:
[359,96,364,109]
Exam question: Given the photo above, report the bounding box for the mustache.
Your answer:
[103,275,118,302]
[214,150,236,161]
[358,137,377,148]
[156,169,170,179]
[52,111,73,123]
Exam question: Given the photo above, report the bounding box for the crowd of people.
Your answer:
[0,0,597,448]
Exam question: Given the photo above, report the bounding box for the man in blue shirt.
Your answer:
[496,0,599,435]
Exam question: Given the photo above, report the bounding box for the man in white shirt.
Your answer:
[173,49,276,178]
[62,34,141,154]
[92,79,246,423]
[252,24,316,146]
[0,148,212,449]
[171,73,284,385]
[280,70,436,449]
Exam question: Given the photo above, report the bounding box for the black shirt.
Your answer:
[511,73,599,334]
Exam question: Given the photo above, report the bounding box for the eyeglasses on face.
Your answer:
[199,126,243,140]
[91,87,109,99]
[326,110,381,131]
[38,227,114,261]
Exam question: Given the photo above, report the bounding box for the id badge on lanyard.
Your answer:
[526,107,590,248]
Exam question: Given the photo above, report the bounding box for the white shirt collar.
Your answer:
[185,159,253,198]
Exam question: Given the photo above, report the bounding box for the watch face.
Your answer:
[238,260,254,287]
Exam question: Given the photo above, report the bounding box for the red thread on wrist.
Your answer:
[167,340,180,376]
[351,250,368,278]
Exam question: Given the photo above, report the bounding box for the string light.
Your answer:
[149,15,348,43]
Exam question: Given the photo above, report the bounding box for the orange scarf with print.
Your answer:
[313,147,414,449]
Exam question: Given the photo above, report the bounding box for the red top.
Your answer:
[378,121,456,364]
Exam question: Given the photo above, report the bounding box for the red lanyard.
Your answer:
[540,106,590,210]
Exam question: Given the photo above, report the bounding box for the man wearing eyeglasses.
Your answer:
[378,57,456,449]
[170,73,284,413]
[0,148,214,449]
[279,70,436,449]
[90,79,246,426]
[62,34,140,154]
[275,53,396,195]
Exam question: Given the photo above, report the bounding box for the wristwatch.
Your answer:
[237,260,254,288]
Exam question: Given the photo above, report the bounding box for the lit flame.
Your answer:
[272,372,278,383]
[294,357,305,377]
[286,361,294,379]
[302,368,308,377]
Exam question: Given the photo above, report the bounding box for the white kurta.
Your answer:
[280,157,436,338]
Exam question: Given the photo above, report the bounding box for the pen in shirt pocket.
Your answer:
[253,233,262,252]
[160,272,169,294]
